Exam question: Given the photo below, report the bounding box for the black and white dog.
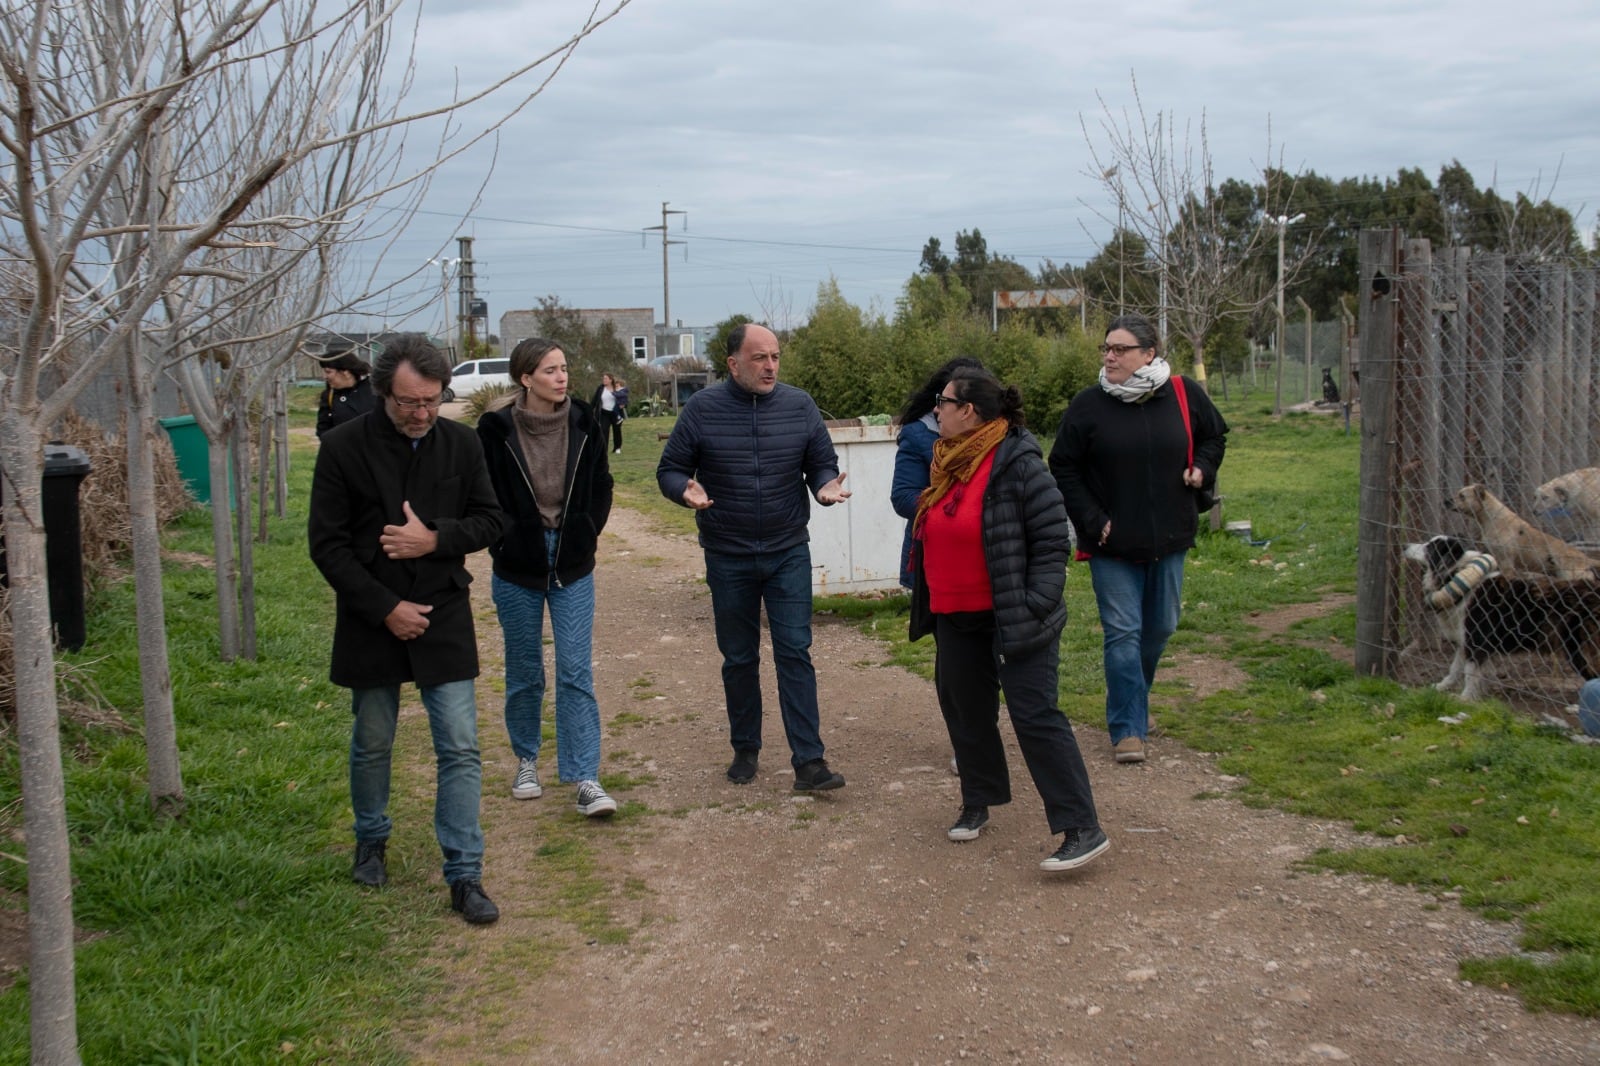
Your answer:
[1405,534,1600,701]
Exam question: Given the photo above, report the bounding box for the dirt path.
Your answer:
[411,506,1600,1064]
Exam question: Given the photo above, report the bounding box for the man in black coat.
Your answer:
[309,336,507,925]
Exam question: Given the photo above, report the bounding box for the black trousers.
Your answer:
[933,611,1099,834]
[607,411,623,451]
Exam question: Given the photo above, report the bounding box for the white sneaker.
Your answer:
[512,758,542,800]
[576,780,617,818]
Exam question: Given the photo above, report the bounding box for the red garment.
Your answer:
[919,450,996,613]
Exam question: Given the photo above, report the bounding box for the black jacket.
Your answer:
[1048,377,1228,563]
[656,379,839,555]
[309,412,506,689]
[476,399,613,589]
[911,427,1071,659]
[316,378,375,438]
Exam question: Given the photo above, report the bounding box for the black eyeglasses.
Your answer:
[1098,343,1147,357]
[392,396,445,411]
[933,394,966,408]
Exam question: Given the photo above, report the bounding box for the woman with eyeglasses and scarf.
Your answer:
[1048,314,1228,766]
[909,366,1108,873]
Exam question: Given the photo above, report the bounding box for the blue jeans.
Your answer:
[703,544,825,768]
[492,534,601,782]
[1088,552,1186,745]
[350,679,484,884]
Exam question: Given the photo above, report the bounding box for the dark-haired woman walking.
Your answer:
[911,366,1108,873]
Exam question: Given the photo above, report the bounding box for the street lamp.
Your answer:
[1267,213,1305,416]
[429,257,461,361]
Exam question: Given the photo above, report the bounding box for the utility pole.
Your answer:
[643,201,686,354]
[456,236,476,359]
[430,256,460,358]
[1268,212,1306,416]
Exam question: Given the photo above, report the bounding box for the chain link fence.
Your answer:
[1356,229,1600,716]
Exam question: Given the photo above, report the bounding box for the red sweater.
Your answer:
[919,451,995,613]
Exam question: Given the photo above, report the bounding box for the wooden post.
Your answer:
[1434,247,1469,520]
[1356,228,1401,678]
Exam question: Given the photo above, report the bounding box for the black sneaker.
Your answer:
[726,749,759,784]
[352,840,387,887]
[1040,826,1110,872]
[449,879,500,925]
[947,805,989,842]
[792,758,845,792]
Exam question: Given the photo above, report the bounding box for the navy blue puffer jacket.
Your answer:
[656,379,840,555]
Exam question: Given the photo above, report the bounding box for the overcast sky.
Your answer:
[354,0,1600,339]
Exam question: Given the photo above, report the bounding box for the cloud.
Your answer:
[346,0,1600,335]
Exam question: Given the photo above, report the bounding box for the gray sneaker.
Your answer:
[576,780,617,818]
[1040,826,1110,872]
[512,758,542,800]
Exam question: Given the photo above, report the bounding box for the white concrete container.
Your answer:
[808,422,904,594]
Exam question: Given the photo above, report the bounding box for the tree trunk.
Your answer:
[1189,336,1211,395]
[0,419,84,1066]
[207,428,241,661]
[273,376,290,519]
[256,394,271,543]
[231,404,257,660]
[125,342,184,812]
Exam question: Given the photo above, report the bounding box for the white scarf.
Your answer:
[1099,356,1172,404]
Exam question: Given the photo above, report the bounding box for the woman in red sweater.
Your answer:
[911,367,1107,873]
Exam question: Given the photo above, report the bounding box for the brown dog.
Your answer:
[1533,467,1600,544]
[1450,483,1600,580]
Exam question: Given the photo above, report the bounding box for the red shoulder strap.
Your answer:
[1171,376,1194,468]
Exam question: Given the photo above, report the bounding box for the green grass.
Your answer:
[9,388,1600,1050]
[605,415,697,536]
[0,439,440,1061]
[828,398,1600,1016]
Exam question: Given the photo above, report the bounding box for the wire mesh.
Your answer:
[1360,233,1600,717]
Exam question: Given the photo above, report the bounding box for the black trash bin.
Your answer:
[43,444,92,651]
[0,444,93,650]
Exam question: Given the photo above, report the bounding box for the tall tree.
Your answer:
[1082,77,1311,392]
[0,2,630,1059]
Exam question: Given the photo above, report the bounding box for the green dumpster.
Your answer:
[158,415,218,505]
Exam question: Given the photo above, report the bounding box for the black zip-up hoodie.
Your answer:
[476,397,613,588]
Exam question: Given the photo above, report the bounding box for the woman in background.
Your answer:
[478,339,617,818]
[1049,313,1227,765]
[315,348,374,438]
[911,366,1108,872]
[592,372,629,454]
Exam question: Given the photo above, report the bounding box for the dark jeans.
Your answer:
[703,544,825,768]
[934,611,1098,834]
[607,411,623,450]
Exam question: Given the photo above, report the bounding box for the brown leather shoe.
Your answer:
[1113,736,1146,764]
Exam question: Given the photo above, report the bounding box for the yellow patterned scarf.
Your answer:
[913,417,1010,537]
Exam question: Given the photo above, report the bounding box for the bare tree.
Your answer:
[0,2,630,1060]
[1081,77,1310,394]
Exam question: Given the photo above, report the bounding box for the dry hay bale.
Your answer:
[53,411,191,587]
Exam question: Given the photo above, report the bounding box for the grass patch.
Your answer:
[0,406,441,1063]
[840,396,1600,1016]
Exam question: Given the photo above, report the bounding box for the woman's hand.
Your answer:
[1182,466,1205,489]
[1099,520,1111,546]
